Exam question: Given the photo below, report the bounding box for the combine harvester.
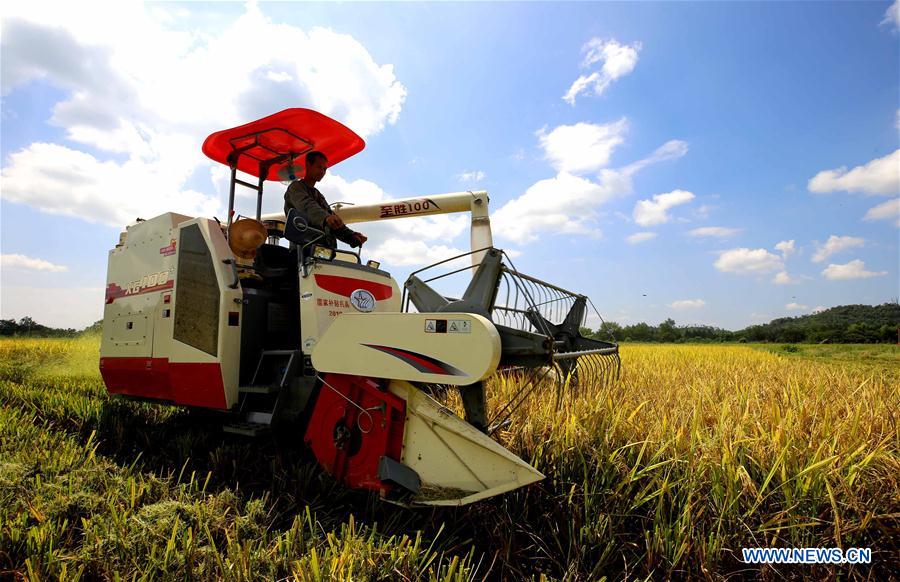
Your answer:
[100,108,619,506]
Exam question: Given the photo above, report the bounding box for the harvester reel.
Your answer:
[403,247,621,433]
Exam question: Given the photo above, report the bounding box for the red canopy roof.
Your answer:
[201,108,365,181]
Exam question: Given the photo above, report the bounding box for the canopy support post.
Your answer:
[227,166,237,237]
[255,172,265,221]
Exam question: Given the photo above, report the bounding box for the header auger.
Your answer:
[99,108,619,506]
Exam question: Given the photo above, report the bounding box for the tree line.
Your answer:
[584,303,899,344]
[0,317,81,338]
[3,303,898,343]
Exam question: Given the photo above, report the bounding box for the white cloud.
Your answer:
[2,142,221,226]
[367,239,467,267]
[457,170,486,183]
[1,286,103,329]
[882,0,899,29]
[811,235,865,263]
[265,71,293,83]
[1,4,406,226]
[772,270,802,285]
[1,254,68,272]
[537,119,628,174]
[688,226,741,238]
[670,299,705,309]
[775,240,796,258]
[562,73,599,106]
[563,39,641,105]
[596,140,688,192]
[714,248,783,275]
[821,260,887,280]
[785,302,809,311]
[812,305,826,314]
[863,197,900,227]
[626,232,657,244]
[492,172,611,243]
[492,138,688,244]
[633,190,695,226]
[386,213,468,243]
[323,174,391,207]
[808,150,900,196]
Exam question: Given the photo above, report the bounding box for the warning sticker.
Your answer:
[448,319,472,334]
[424,319,448,333]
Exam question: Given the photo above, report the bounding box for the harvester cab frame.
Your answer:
[100,108,619,506]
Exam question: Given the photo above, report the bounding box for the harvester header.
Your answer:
[100,108,619,506]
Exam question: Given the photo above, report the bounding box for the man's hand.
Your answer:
[324,214,345,230]
[353,232,368,245]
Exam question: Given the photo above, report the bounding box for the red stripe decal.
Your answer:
[314,274,392,300]
[106,280,174,304]
[373,345,447,374]
[363,344,464,376]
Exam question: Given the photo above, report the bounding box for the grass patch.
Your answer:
[753,342,900,366]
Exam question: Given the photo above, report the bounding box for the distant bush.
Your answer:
[0,317,78,338]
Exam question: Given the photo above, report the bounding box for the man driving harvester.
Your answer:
[283,151,367,249]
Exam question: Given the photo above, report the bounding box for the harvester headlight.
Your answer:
[366,260,381,269]
[312,245,335,261]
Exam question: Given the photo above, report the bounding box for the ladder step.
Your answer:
[223,421,270,437]
[259,349,298,356]
[245,411,273,424]
[239,384,279,394]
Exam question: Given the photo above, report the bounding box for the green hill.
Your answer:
[740,303,899,343]
[593,302,899,344]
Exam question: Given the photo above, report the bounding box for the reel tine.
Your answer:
[553,362,563,409]
[595,355,606,388]
[592,354,606,388]
[589,354,602,387]
[573,355,586,392]
[577,354,591,389]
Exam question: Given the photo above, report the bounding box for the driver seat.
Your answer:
[284,209,328,261]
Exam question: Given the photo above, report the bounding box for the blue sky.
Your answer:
[2,1,898,329]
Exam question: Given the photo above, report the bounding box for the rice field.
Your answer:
[0,336,897,580]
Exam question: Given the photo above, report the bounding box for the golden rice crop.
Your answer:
[487,345,898,577]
